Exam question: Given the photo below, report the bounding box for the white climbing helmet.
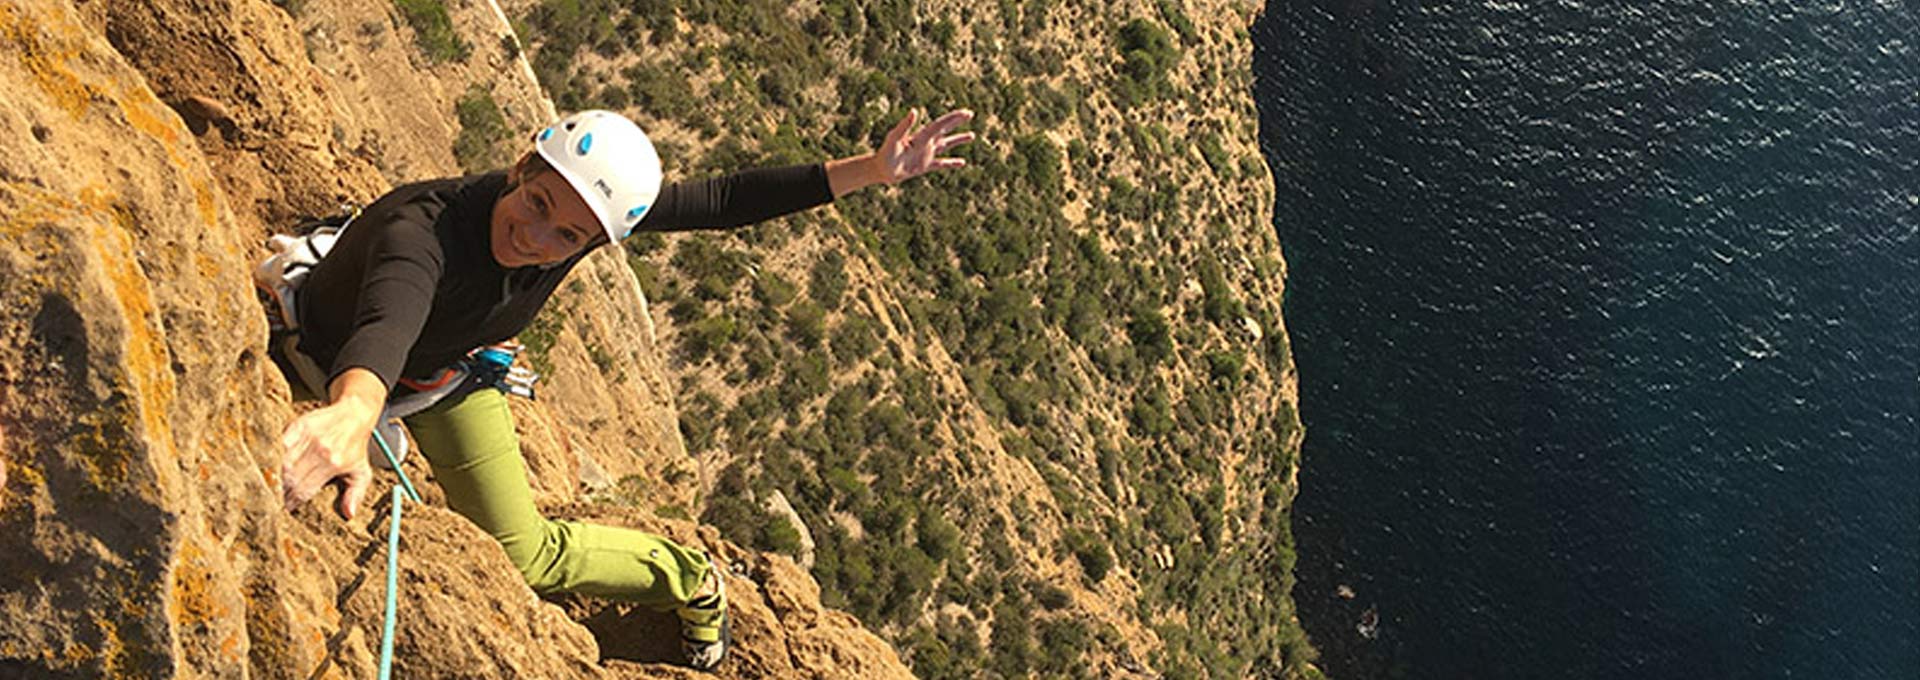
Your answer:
[531,110,663,243]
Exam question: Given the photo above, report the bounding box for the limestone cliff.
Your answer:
[0,0,912,676]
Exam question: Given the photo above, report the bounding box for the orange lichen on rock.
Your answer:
[0,0,94,116]
[116,85,182,154]
[4,453,41,491]
[85,193,178,459]
[170,540,228,629]
[193,179,218,228]
[116,84,221,227]
[217,631,241,664]
[70,415,134,491]
[0,181,83,240]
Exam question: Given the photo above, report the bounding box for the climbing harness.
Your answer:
[254,208,356,334]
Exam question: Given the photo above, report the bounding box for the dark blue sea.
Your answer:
[1250,2,1917,678]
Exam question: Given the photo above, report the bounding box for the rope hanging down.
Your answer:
[374,428,423,503]
[380,486,405,680]
[372,428,420,680]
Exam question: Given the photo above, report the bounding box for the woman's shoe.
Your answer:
[676,566,729,671]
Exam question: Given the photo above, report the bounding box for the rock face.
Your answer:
[0,0,909,676]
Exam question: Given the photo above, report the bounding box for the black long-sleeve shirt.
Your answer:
[294,164,832,390]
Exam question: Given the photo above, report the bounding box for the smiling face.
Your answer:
[490,156,603,268]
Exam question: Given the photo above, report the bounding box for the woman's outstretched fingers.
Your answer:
[886,108,919,146]
[922,109,974,138]
[937,132,977,154]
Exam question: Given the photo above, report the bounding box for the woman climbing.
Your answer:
[268,106,975,670]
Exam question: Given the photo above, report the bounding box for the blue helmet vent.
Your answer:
[577,134,594,155]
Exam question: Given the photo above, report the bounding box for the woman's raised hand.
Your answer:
[878,108,976,184]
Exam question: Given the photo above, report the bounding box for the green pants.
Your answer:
[402,387,710,609]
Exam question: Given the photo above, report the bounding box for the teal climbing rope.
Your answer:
[371,428,423,503]
[370,428,417,680]
[379,485,404,680]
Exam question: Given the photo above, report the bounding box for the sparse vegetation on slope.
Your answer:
[493,0,1315,676]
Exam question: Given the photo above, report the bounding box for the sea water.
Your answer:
[1250,2,1917,678]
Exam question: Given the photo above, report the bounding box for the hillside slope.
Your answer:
[499,0,1316,676]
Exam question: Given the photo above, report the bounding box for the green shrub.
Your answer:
[668,297,705,324]
[394,0,469,63]
[830,314,880,365]
[753,270,799,309]
[701,493,761,545]
[1205,351,1245,388]
[453,86,510,173]
[785,301,827,349]
[1127,304,1174,365]
[679,392,722,455]
[1037,617,1093,673]
[1065,529,1114,582]
[1198,257,1244,325]
[1198,131,1231,178]
[1155,0,1197,43]
[991,373,1042,427]
[905,627,957,679]
[685,314,738,361]
[1036,582,1072,610]
[1130,383,1174,438]
[654,503,690,520]
[777,352,830,405]
[809,250,849,309]
[1239,154,1266,179]
[1013,133,1063,197]
[823,465,868,509]
[671,237,749,300]
[1115,18,1177,106]
[518,305,565,374]
[917,512,962,561]
[760,516,805,558]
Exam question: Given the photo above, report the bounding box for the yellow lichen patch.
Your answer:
[70,415,134,491]
[170,540,228,629]
[0,0,96,116]
[193,179,218,230]
[115,83,205,188]
[0,181,86,240]
[194,251,225,286]
[6,454,44,488]
[85,200,178,458]
[90,614,124,674]
[117,86,181,152]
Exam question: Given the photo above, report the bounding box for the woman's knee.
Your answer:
[497,519,570,594]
